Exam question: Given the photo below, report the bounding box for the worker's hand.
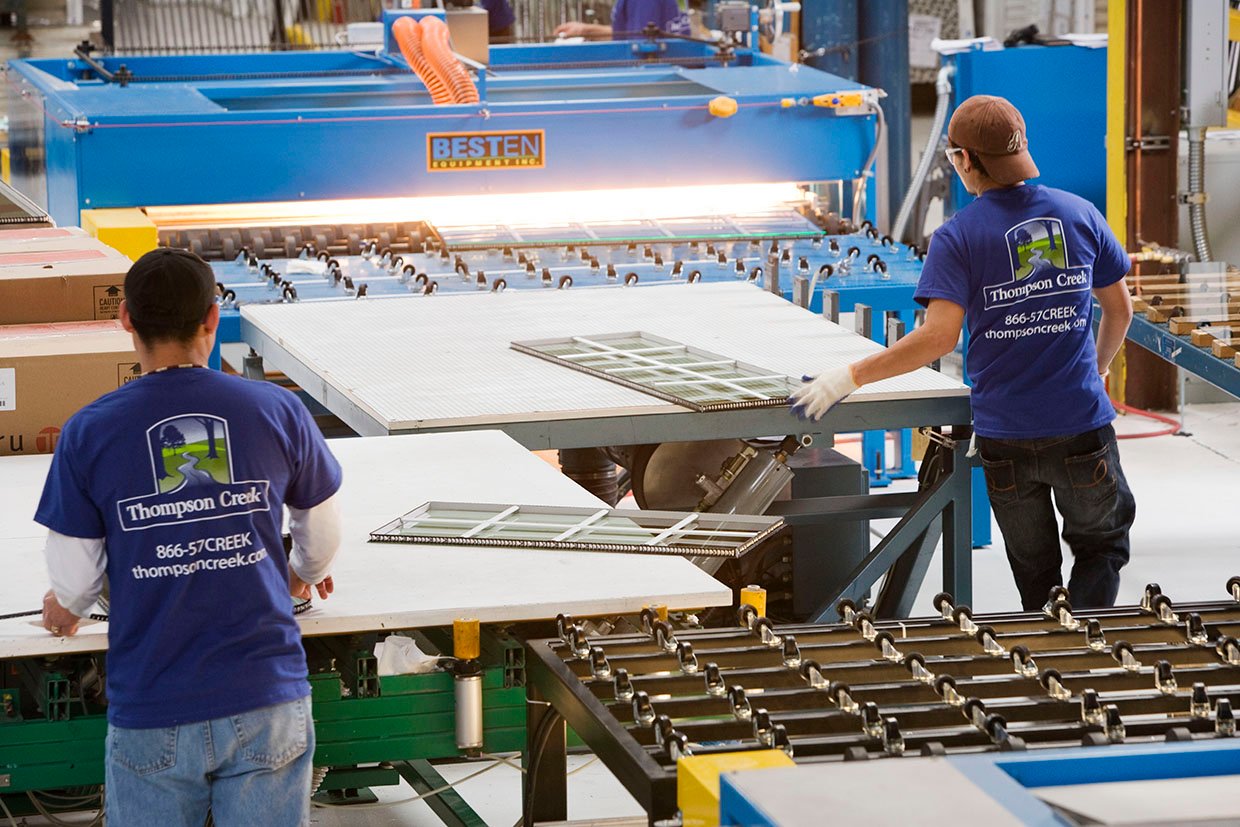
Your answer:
[42,590,81,637]
[554,21,590,37]
[789,366,859,421]
[289,567,334,601]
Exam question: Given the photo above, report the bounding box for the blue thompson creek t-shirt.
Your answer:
[35,368,342,728]
[612,0,690,36]
[914,184,1130,439]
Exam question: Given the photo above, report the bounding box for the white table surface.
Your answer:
[721,761,1025,826]
[0,430,730,658]
[241,281,967,434]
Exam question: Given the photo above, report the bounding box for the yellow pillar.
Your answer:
[1105,0,1128,403]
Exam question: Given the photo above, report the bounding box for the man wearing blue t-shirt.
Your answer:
[37,248,343,826]
[554,0,690,39]
[791,95,1136,610]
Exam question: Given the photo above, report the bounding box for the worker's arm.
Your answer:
[42,530,107,636]
[791,299,965,421]
[288,493,342,601]
[554,21,612,38]
[1093,277,1133,376]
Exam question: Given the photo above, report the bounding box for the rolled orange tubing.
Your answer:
[391,16,454,105]
[420,16,480,104]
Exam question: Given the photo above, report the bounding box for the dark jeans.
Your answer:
[977,424,1136,611]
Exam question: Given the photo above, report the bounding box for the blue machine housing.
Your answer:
[7,38,879,226]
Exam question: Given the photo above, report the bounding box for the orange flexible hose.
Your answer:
[420,16,480,104]
[391,16,454,105]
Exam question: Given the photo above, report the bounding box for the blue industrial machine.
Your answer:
[8,19,930,489]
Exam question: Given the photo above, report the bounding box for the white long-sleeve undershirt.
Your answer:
[44,493,343,617]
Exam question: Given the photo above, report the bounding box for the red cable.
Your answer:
[1112,400,1181,439]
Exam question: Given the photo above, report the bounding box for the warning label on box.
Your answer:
[118,362,142,386]
[0,368,14,412]
[94,285,124,319]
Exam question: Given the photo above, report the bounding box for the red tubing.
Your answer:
[1113,400,1182,439]
[392,16,454,105]
[420,16,480,104]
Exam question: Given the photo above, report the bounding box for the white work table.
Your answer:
[241,282,971,448]
[0,430,730,658]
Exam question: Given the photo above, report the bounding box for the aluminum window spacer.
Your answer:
[829,680,859,714]
[874,630,902,662]
[1112,640,1141,672]
[918,427,959,451]
[588,646,611,680]
[1191,682,1211,719]
[781,636,801,668]
[613,668,634,702]
[1217,698,1236,737]
[860,702,883,738]
[904,652,935,685]
[632,690,655,726]
[555,613,576,644]
[975,625,1006,657]
[736,603,759,630]
[1039,668,1072,702]
[703,662,726,697]
[676,640,698,674]
[1154,659,1178,695]
[983,713,1010,746]
[799,659,828,690]
[1085,619,1107,652]
[1080,689,1104,725]
[728,685,752,720]
[1228,576,1240,603]
[1009,645,1038,679]
[772,724,794,757]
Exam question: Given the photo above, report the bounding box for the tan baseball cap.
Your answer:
[947,95,1039,185]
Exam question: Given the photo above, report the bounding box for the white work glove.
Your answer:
[788,366,859,421]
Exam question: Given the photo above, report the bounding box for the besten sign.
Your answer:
[427,130,545,171]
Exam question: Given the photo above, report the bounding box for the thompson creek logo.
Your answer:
[983,217,1091,310]
[116,414,270,531]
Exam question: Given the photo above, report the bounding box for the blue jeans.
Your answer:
[105,696,314,827]
[977,424,1136,611]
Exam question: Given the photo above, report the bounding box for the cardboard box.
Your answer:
[0,320,139,456]
[0,233,132,325]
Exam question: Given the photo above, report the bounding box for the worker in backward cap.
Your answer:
[35,247,343,825]
[792,95,1136,612]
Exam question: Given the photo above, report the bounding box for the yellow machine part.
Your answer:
[453,617,481,660]
[739,585,766,618]
[678,750,794,827]
[80,208,158,261]
[1,148,9,185]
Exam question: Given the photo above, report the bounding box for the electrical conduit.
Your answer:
[892,64,953,244]
[1187,127,1213,263]
[391,16,454,104]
